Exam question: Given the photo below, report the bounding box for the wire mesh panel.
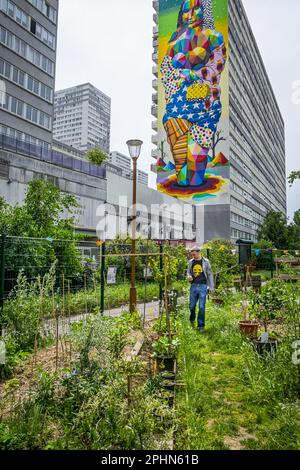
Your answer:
[0,237,181,322]
[1,236,101,301]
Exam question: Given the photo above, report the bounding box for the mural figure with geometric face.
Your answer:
[161,0,227,187]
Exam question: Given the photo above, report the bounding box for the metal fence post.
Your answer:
[159,243,163,304]
[0,234,6,332]
[270,250,274,279]
[100,242,106,314]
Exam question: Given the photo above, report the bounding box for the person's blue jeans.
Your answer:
[189,283,208,328]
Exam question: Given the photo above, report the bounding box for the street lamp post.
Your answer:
[127,139,143,313]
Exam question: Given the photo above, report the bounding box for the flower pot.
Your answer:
[239,321,259,338]
[252,339,278,356]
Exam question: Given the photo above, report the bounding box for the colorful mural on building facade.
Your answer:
[156,0,229,204]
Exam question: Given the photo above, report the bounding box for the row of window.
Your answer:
[0,0,55,50]
[230,28,285,157]
[27,0,57,24]
[1,93,52,129]
[231,229,255,242]
[0,58,53,103]
[0,26,54,76]
[231,166,251,188]
[0,123,50,149]
[231,212,259,232]
[231,197,264,223]
[230,131,286,209]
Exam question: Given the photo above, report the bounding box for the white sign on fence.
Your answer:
[107,266,117,285]
[144,267,153,280]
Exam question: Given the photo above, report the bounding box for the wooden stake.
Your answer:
[68,280,72,367]
[52,277,59,372]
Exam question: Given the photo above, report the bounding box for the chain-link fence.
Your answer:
[1,236,299,321]
[0,236,189,323]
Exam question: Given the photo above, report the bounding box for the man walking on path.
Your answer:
[187,246,214,332]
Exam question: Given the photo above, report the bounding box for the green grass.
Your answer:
[175,301,300,450]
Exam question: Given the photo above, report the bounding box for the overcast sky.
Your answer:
[55,0,300,219]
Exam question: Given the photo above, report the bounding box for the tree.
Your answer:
[288,171,300,187]
[293,209,300,229]
[0,180,82,280]
[23,180,79,238]
[209,130,226,160]
[86,148,108,166]
[287,210,300,249]
[257,211,289,249]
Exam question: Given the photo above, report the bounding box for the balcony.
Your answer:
[0,134,106,179]
[152,65,158,77]
[153,0,158,13]
[151,134,158,145]
[151,149,158,159]
[151,105,158,117]
[152,120,158,131]
[152,79,158,90]
[152,93,158,104]
[152,51,158,62]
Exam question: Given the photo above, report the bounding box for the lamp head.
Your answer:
[126,139,143,160]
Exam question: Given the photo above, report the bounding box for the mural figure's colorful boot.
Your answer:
[187,145,209,186]
[177,164,189,186]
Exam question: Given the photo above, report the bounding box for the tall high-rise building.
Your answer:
[53,83,111,154]
[0,0,58,149]
[109,151,149,186]
[228,0,286,241]
[152,0,286,243]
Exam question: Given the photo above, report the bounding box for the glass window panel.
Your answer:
[16,100,23,116]
[27,76,33,91]
[44,115,50,129]
[47,88,52,102]
[40,83,46,98]
[42,28,47,43]
[18,70,25,86]
[6,31,12,48]
[39,113,44,127]
[20,40,26,57]
[26,105,32,120]
[0,59,4,75]
[12,67,18,83]
[32,108,38,123]
[4,61,11,78]
[0,0,8,14]
[34,51,40,67]
[0,28,6,44]
[33,79,39,94]
[36,24,42,39]
[7,1,14,17]
[9,96,16,114]
[16,7,22,23]
[28,47,34,62]
[14,36,20,53]
[1,94,8,110]
[22,11,29,28]
[42,56,47,71]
